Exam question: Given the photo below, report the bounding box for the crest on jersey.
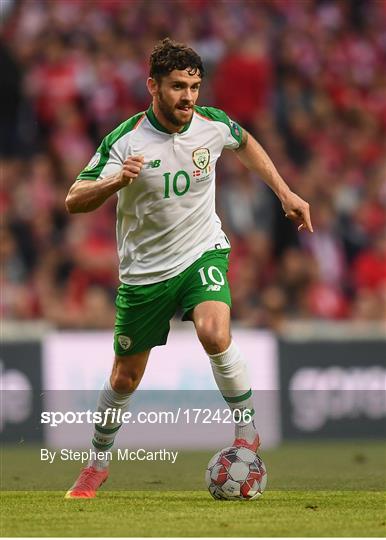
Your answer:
[231,121,241,138]
[192,147,210,170]
[118,335,132,351]
[84,152,101,171]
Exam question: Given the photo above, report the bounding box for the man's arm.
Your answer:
[65,156,144,213]
[234,130,313,232]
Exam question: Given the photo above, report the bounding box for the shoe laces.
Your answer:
[76,468,102,490]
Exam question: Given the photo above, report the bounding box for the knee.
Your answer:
[196,320,231,355]
[110,364,142,393]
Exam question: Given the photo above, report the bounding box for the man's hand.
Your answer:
[65,155,145,213]
[233,130,313,232]
[281,191,313,232]
[119,155,144,186]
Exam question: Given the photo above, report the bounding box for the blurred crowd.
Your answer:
[1,0,386,330]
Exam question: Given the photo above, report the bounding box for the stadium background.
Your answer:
[1,0,385,474]
[1,1,385,537]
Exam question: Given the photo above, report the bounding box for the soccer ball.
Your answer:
[205,446,267,500]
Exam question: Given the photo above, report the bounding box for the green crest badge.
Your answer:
[192,147,210,170]
[118,335,132,350]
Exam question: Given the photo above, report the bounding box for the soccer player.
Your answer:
[65,38,313,498]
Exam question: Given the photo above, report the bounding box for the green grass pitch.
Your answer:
[1,441,385,537]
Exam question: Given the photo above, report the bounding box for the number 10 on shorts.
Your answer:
[198,266,225,291]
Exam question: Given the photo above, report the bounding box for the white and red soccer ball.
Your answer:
[205,446,267,500]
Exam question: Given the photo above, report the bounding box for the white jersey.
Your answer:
[77,105,243,284]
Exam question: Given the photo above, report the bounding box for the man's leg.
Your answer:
[192,301,260,451]
[90,350,150,467]
[66,350,150,498]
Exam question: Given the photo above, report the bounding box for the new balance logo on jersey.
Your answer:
[146,159,161,168]
[206,284,222,292]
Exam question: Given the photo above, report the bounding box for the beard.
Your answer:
[157,90,193,127]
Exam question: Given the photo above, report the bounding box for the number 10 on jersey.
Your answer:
[163,170,191,198]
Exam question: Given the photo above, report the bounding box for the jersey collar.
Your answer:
[146,104,192,134]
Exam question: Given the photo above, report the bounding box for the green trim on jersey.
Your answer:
[146,104,192,134]
[77,112,145,181]
[194,105,243,147]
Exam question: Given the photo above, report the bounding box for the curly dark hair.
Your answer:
[149,38,204,81]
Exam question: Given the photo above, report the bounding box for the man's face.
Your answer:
[152,69,201,127]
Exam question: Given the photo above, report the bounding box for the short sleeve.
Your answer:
[194,106,243,150]
[77,137,123,182]
[223,117,243,150]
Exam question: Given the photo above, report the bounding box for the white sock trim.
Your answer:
[208,340,234,360]
[102,378,132,408]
